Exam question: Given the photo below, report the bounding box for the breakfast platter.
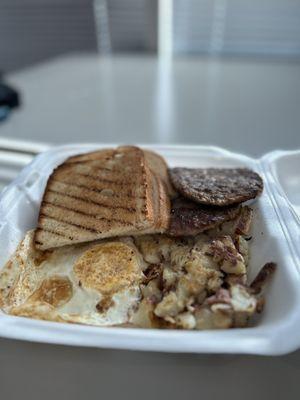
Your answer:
[0,144,299,355]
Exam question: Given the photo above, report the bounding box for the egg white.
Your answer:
[0,231,144,326]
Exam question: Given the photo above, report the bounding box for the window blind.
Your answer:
[172,0,300,56]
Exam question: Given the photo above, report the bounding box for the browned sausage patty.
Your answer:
[169,168,263,206]
[168,197,241,236]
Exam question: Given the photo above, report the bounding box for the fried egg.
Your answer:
[0,231,145,326]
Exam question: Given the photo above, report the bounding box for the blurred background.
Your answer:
[0,0,300,187]
[1,0,300,70]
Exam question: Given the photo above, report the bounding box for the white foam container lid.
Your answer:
[0,144,299,355]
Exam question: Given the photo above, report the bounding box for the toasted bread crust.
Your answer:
[155,174,171,231]
[144,150,177,198]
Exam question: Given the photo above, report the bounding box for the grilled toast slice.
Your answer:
[34,146,170,250]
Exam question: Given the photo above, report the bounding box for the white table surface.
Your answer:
[0,54,300,399]
[2,53,300,156]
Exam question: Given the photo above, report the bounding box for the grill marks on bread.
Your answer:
[48,180,138,209]
[35,146,170,250]
[43,191,138,222]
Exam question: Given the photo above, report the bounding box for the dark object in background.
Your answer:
[0,76,20,121]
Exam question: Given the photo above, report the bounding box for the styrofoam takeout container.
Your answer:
[0,144,299,355]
